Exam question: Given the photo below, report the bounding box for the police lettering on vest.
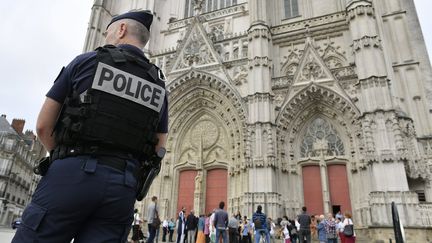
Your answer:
[92,62,165,112]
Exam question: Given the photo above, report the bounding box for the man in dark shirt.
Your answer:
[186,210,198,243]
[213,201,229,243]
[12,10,168,242]
[297,206,312,243]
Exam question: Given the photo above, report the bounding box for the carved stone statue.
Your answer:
[194,171,203,192]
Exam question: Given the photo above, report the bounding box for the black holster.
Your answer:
[136,154,162,201]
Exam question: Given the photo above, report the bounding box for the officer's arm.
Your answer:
[36,97,62,152]
[155,133,167,151]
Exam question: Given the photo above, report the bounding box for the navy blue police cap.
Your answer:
[107,10,153,30]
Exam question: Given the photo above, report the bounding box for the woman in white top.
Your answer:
[282,224,291,243]
[340,212,355,243]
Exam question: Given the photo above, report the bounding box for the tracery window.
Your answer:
[284,0,299,19]
[300,118,345,157]
[185,0,238,18]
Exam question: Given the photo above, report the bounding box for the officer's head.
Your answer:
[104,10,153,49]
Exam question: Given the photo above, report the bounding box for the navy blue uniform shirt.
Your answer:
[47,44,168,133]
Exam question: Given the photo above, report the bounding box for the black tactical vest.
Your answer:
[54,45,166,157]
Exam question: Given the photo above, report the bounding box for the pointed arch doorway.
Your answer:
[300,117,352,215]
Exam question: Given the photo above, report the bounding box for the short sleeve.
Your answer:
[46,65,71,103]
[46,52,96,103]
[157,95,169,133]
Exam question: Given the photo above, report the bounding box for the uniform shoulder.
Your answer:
[67,51,97,71]
[74,51,97,63]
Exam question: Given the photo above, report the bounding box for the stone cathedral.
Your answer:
[83,0,432,240]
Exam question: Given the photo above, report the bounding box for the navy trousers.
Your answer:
[12,156,138,242]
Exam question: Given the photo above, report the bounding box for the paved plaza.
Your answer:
[0,227,14,243]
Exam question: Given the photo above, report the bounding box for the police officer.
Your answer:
[12,10,168,242]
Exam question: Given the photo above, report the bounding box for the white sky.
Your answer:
[0,0,431,133]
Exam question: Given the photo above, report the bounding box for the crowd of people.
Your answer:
[131,202,357,243]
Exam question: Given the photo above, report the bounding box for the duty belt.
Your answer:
[51,145,135,172]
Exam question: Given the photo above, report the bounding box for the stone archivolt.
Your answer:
[276,84,361,173]
[167,70,247,173]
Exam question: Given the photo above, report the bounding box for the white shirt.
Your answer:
[336,221,344,232]
[133,213,141,226]
[283,226,290,239]
[209,213,215,232]
[295,220,300,231]
[163,219,169,228]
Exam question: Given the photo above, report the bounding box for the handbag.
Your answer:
[343,224,354,237]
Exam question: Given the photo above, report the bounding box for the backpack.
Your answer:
[343,219,354,237]
[254,219,262,229]
[343,224,353,237]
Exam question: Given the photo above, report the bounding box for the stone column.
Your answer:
[246,0,279,218]
[313,139,331,214]
[346,0,414,226]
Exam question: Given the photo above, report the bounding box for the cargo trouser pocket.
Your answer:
[22,203,47,231]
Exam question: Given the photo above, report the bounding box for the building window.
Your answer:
[284,0,299,19]
[185,0,238,18]
[300,117,345,158]
[416,190,426,203]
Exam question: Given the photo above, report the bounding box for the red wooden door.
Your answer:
[177,170,197,214]
[328,164,352,213]
[205,169,228,214]
[302,165,324,215]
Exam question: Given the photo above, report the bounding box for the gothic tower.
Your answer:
[83,0,432,241]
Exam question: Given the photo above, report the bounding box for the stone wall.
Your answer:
[356,227,432,243]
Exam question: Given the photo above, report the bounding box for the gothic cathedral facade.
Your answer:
[83,0,432,240]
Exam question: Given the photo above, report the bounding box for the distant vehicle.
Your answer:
[11,218,21,229]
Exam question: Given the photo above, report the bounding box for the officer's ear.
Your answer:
[118,22,127,39]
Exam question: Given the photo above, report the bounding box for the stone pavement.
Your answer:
[0,226,15,243]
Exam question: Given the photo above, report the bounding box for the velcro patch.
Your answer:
[92,62,165,112]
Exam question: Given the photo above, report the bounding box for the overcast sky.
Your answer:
[0,0,431,133]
